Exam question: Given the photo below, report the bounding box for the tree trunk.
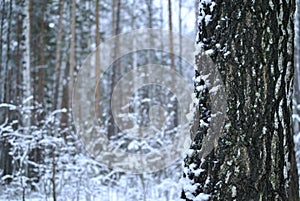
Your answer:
[181,0,299,200]
[69,0,76,110]
[111,0,116,36]
[168,0,178,128]
[38,1,46,108]
[168,0,175,71]
[0,0,13,181]
[23,0,32,102]
[54,0,64,111]
[95,0,101,119]
[178,0,182,74]
[108,0,121,137]
[145,0,153,28]
[0,1,4,98]
[51,150,57,201]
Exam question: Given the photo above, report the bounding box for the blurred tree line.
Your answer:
[0,0,195,200]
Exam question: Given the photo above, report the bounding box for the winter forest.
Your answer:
[1,0,300,200]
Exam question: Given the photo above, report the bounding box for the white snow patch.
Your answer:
[195,43,204,55]
[197,85,205,92]
[200,119,209,127]
[194,193,210,201]
[186,149,194,157]
[224,51,231,58]
[215,43,221,49]
[0,103,17,110]
[49,22,55,28]
[192,93,199,104]
[232,185,237,197]
[209,85,221,94]
[205,49,214,55]
[186,111,194,122]
[128,140,140,150]
[204,15,212,25]
[193,168,205,176]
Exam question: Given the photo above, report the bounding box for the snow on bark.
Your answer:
[182,0,299,200]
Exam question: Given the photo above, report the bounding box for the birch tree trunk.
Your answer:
[181,0,299,200]
[22,0,32,127]
[23,0,31,99]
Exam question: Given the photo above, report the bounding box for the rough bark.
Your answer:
[182,0,299,200]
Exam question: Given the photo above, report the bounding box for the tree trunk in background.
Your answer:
[181,0,299,200]
[111,0,116,37]
[168,0,174,71]
[294,0,300,132]
[38,2,46,109]
[22,0,32,103]
[29,0,46,179]
[16,7,22,104]
[145,0,153,28]
[195,0,199,35]
[95,0,101,119]
[0,0,13,180]
[54,0,64,111]
[178,0,182,74]
[0,1,4,99]
[108,0,121,137]
[108,0,116,137]
[51,150,57,201]
[115,0,121,87]
[168,0,178,129]
[60,0,76,135]
[69,0,76,110]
